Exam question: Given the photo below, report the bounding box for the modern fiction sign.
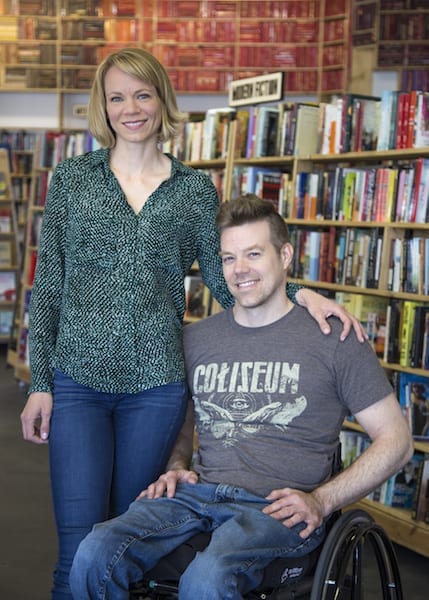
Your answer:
[229,72,284,107]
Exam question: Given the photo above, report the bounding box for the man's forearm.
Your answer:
[313,430,414,517]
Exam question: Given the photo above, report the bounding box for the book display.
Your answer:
[0,0,351,117]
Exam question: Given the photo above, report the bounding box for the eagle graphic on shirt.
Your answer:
[193,393,307,445]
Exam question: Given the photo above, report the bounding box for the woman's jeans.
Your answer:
[69,482,326,600]
[49,370,187,600]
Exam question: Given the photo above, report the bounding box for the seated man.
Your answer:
[70,195,413,600]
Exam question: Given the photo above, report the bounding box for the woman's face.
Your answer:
[104,65,162,145]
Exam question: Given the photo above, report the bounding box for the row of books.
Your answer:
[384,301,429,370]
[32,130,100,169]
[379,13,429,42]
[340,430,428,522]
[291,227,384,291]
[288,223,429,294]
[172,91,428,168]
[334,294,429,372]
[289,158,429,224]
[7,0,56,16]
[388,235,429,295]
[0,129,39,152]
[157,0,321,19]
[228,91,429,162]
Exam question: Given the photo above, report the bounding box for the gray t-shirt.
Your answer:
[183,306,393,497]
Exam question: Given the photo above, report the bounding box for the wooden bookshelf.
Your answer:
[0,0,352,121]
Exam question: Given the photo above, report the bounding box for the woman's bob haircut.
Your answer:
[88,47,186,148]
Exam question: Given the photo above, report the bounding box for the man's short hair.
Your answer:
[216,194,290,252]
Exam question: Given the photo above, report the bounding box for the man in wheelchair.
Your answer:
[70,195,413,600]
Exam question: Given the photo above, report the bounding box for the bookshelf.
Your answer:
[0,147,20,352]
[0,0,352,125]
[219,100,429,556]
[352,0,429,93]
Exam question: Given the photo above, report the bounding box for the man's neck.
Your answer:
[232,299,295,328]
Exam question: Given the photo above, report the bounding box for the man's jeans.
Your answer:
[70,482,326,600]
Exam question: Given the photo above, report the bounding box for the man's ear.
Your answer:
[281,242,294,270]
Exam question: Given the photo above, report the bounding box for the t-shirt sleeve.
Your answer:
[333,332,393,416]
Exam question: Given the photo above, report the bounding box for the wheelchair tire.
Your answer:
[310,509,403,600]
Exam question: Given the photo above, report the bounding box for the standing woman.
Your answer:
[20,48,362,599]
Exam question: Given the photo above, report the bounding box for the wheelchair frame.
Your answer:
[130,509,403,600]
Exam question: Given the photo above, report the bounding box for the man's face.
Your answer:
[220,220,293,314]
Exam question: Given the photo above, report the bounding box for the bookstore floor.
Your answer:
[1,346,428,600]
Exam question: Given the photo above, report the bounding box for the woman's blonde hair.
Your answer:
[88,47,186,148]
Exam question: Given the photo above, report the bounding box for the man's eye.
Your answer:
[222,256,234,265]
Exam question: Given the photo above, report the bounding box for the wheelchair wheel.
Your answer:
[310,509,403,600]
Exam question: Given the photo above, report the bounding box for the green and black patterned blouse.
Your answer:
[28,149,300,394]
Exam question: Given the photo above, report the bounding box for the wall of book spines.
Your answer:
[170,91,429,166]
[352,0,429,92]
[332,292,429,373]
[290,158,429,225]
[340,429,429,524]
[0,0,350,95]
[383,300,429,371]
[288,226,385,290]
[288,222,428,293]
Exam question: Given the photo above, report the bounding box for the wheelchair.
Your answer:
[130,508,403,600]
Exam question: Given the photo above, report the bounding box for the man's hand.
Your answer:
[137,468,198,500]
[296,288,366,342]
[263,487,325,539]
[20,392,53,444]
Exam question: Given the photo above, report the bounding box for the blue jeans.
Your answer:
[49,370,187,600]
[69,482,326,600]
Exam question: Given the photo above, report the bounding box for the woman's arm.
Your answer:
[28,165,67,393]
[295,287,366,342]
